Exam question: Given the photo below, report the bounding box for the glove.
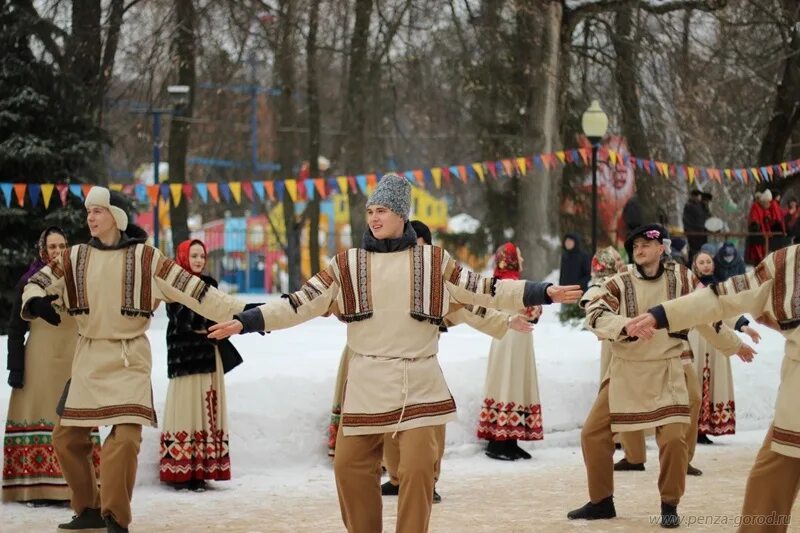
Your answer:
[27,295,61,326]
[8,370,23,389]
[244,303,267,335]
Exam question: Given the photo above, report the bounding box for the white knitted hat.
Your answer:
[84,186,129,230]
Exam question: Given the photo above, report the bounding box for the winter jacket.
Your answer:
[713,242,746,282]
[166,274,221,378]
[559,233,591,290]
[682,199,707,233]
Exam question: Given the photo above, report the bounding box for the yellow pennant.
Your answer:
[170,183,182,207]
[41,184,54,209]
[337,176,349,194]
[431,167,442,189]
[555,151,566,164]
[284,179,298,202]
[781,162,789,174]
[724,168,732,180]
[657,162,669,177]
[687,167,695,183]
[229,181,242,203]
[750,168,761,184]
[515,157,527,175]
[471,163,485,182]
[608,151,618,166]
[109,184,123,192]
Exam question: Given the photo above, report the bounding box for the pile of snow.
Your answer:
[447,213,481,234]
[0,294,783,489]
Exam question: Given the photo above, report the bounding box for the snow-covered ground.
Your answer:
[0,287,787,530]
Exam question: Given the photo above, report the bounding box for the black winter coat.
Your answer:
[559,233,591,291]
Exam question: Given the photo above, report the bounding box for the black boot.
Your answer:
[687,464,703,476]
[432,486,442,504]
[105,515,129,533]
[567,495,616,520]
[485,440,517,461]
[509,439,532,460]
[697,433,713,445]
[660,502,680,528]
[614,458,645,471]
[381,480,399,496]
[189,479,207,492]
[57,508,106,530]
[614,442,622,450]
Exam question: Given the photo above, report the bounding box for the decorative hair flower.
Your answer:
[644,229,660,239]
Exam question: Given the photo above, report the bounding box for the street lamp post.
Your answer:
[582,100,609,256]
[146,85,191,251]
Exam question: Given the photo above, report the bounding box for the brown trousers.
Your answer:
[621,364,700,464]
[53,420,142,528]
[581,381,688,506]
[384,425,445,486]
[738,426,800,533]
[334,424,440,533]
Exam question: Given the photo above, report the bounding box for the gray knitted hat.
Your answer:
[366,173,411,219]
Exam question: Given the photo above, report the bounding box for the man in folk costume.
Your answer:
[209,173,582,533]
[627,245,800,533]
[568,224,755,528]
[20,187,248,533]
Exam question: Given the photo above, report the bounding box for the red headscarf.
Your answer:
[176,239,207,275]
[493,242,521,280]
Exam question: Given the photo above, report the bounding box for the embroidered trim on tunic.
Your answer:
[28,271,52,290]
[772,426,800,448]
[774,248,788,322]
[610,405,690,425]
[283,269,335,312]
[341,398,456,427]
[477,399,543,441]
[619,273,638,317]
[409,245,446,324]
[61,404,156,422]
[335,250,373,322]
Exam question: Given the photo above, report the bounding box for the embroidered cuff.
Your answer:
[235,307,265,334]
[649,305,669,329]
[734,316,750,332]
[523,282,552,306]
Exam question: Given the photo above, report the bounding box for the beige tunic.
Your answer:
[659,245,800,457]
[256,246,527,436]
[585,262,742,433]
[21,243,245,428]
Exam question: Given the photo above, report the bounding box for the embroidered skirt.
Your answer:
[477,330,543,441]
[689,330,736,436]
[159,351,231,483]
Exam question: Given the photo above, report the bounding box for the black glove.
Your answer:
[244,303,267,335]
[27,295,61,326]
[8,370,23,389]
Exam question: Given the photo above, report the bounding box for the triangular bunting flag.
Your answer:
[284,179,297,202]
[207,183,220,203]
[501,160,514,177]
[264,181,275,201]
[182,183,194,202]
[252,181,264,201]
[348,176,358,193]
[413,170,425,187]
[486,162,497,179]
[431,167,443,189]
[0,183,12,207]
[274,180,285,202]
[195,183,208,203]
[442,167,452,185]
[27,184,40,207]
[555,151,566,165]
[229,182,242,204]
[160,183,170,203]
[41,184,54,208]
[356,175,368,193]
[404,170,415,184]
[218,182,232,203]
[336,176,349,194]
[314,178,326,199]
[579,148,590,165]
[57,184,69,205]
[69,184,83,200]
[302,179,313,200]
[471,163,485,182]
[533,155,543,170]
[457,166,468,183]
[515,158,527,176]
[146,185,160,206]
[13,184,26,206]
[366,173,377,192]
[134,184,146,202]
[448,166,460,182]
[327,178,339,195]
[81,184,93,198]
[170,183,183,207]
[608,151,618,166]
[109,184,123,192]
[242,181,254,202]
[465,165,476,182]
[687,167,695,184]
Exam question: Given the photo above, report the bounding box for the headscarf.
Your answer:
[17,227,67,292]
[493,242,520,280]
[176,239,207,275]
[590,246,622,282]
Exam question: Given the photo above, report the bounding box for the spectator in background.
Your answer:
[559,233,591,291]
[784,198,800,244]
[746,190,786,264]
[669,237,689,266]
[683,189,708,262]
[713,242,746,282]
[768,189,788,250]
[622,196,644,237]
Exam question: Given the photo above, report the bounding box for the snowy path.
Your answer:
[5,430,798,532]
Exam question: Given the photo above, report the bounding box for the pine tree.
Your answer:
[0,3,106,333]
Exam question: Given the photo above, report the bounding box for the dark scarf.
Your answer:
[362,221,417,253]
[697,274,715,286]
[88,224,148,250]
[634,261,665,280]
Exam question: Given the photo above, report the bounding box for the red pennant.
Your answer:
[242,181,254,202]
[56,184,69,206]
[182,183,193,202]
[348,176,358,193]
[442,167,452,185]
[486,161,497,179]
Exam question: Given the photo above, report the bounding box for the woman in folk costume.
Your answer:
[209,173,582,533]
[690,251,761,445]
[477,242,544,461]
[3,227,101,505]
[159,239,251,491]
[627,244,800,533]
[20,187,248,533]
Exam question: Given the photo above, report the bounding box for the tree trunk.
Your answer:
[99,0,124,129]
[757,2,800,166]
[307,0,322,274]
[167,0,195,253]
[276,0,301,290]
[514,0,562,280]
[342,0,373,247]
